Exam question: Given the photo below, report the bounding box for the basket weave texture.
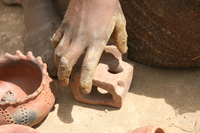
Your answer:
[120,0,200,67]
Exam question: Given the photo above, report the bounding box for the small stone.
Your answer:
[105,109,108,113]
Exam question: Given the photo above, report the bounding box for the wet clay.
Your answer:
[54,0,200,68]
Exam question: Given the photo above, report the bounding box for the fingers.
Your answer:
[52,28,64,48]
[43,50,57,76]
[80,41,106,94]
[57,43,85,87]
[54,34,71,67]
[112,14,128,54]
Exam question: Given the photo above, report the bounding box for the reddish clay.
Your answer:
[129,125,166,133]
[0,51,56,126]
[0,124,40,133]
[70,46,133,108]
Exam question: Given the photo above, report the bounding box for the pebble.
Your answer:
[105,109,108,113]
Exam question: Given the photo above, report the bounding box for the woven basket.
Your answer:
[120,0,200,67]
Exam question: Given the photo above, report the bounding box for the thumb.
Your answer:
[112,14,128,54]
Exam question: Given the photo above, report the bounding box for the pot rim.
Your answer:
[0,50,49,106]
[0,124,40,133]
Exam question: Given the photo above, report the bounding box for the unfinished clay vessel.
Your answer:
[0,124,40,133]
[129,125,166,133]
[0,51,56,126]
[70,45,133,108]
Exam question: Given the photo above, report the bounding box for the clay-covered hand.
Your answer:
[52,0,128,94]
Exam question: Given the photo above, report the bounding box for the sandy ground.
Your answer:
[0,1,200,133]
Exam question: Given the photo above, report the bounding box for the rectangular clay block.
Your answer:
[70,45,134,108]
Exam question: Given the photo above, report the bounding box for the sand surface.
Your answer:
[0,1,200,133]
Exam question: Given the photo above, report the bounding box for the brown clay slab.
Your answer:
[70,45,134,108]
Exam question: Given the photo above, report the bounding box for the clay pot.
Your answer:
[129,125,166,133]
[0,51,56,126]
[0,124,40,133]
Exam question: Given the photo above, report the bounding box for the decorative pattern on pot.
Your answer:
[0,51,56,126]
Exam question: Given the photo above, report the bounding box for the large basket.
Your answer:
[120,0,200,67]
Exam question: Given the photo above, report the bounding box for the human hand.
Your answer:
[52,0,128,94]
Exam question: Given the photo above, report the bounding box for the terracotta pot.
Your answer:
[0,51,56,126]
[129,125,166,133]
[0,124,40,133]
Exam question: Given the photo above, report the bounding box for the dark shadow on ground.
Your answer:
[55,57,200,123]
[54,80,118,124]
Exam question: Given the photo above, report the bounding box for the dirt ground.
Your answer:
[0,1,200,133]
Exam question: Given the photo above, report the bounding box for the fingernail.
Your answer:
[52,33,59,47]
[59,77,69,87]
[80,82,92,94]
